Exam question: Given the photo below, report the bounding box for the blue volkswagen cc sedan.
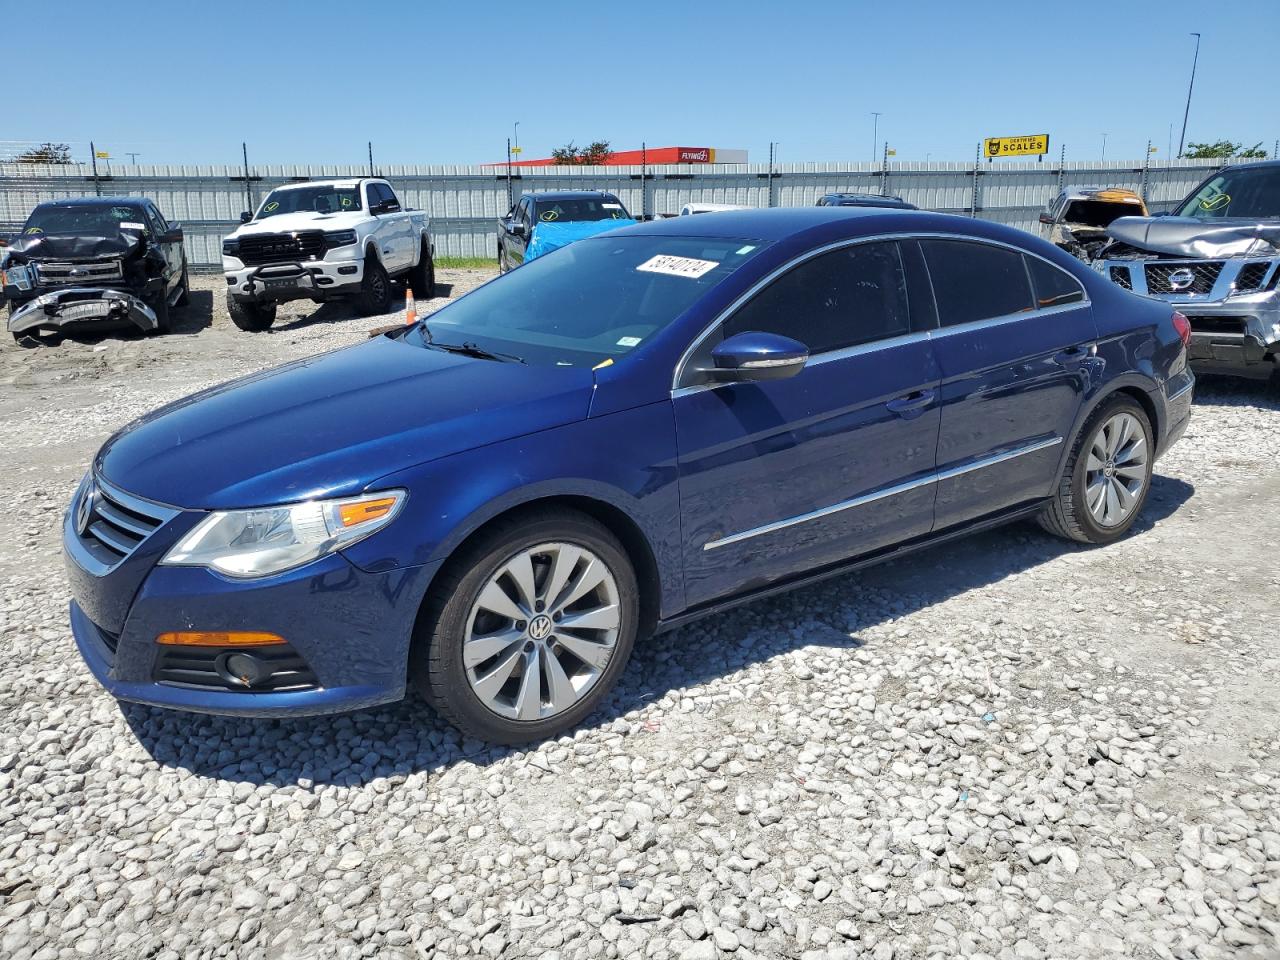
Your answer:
[65,208,1193,743]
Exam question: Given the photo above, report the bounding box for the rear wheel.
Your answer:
[498,245,508,274]
[355,254,391,316]
[408,242,436,299]
[226,294,276,332]
[1039,396,1153,544]
[411,508,639,744]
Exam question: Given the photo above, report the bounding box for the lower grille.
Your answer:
[1109,265,1133,290]
[237,232,326,266]
[1183,315,1249,336]
[34,259,123,285]
[1145,261,1223,295]
[154,644,319,693]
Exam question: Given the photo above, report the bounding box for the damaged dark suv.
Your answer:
[2,197,189,342]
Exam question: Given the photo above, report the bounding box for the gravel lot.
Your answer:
[1,272,1278,960]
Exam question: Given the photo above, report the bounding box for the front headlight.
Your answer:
[324,229,358,249]
[162,490,406,579]
[222,238,240,257]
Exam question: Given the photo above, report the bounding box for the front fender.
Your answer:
[343,400,685,618]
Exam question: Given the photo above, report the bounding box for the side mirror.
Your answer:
[510,221,527,238]
[1038,212,1054,225]
[162,224,183,243]
[373,199,401,215]
[707,331,808,382]
[240,211,252,224]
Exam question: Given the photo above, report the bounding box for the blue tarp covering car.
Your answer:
[526,218,638,261]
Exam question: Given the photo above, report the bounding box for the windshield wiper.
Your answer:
[427,340,526,364]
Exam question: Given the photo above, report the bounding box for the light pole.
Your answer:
[870,112,882,163]
[513,121,520,152]
[1177,32,1201,158]
[126,152,140,164]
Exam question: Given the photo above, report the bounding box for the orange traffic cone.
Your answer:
[404,287,417,325]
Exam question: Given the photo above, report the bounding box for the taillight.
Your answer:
[1171,310,1191,347]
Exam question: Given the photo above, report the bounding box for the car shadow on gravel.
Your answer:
[270,281,457,334]
[120,475,1195,788]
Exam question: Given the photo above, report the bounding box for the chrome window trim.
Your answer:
[671,232,1091,394]
[702,435,1063,551]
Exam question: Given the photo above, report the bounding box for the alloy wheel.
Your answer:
[463,542,621,722]
[1084,411,1148,527]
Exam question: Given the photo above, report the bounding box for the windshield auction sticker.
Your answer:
[636,255,720,279]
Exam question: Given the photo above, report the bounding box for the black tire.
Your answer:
[355,253,391,316]
[498,245,508,274]
[410,507,640,744]
[407,242,436,299]
[174,260,190,307]
[149,289,172,334]
[226,294,276,332]
[1038,395,1153,545]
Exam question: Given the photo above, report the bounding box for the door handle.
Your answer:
[1053,343,1094,366]
[885,388,936,417]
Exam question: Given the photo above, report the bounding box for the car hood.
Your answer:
[96,335,595,509]
[1107,216,1280,258]
[6,232,144,262]
[232,210,364,237]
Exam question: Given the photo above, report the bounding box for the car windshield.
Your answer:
[22,204,148,236]
[1063,200,1143,228]
[412,235,770,367]
[257,185,362,218]
[1175,167,1280,220]
[534,197,631,223]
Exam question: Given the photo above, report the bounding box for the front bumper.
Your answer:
[224,256,364,305]
[1097,258,1280,377]
[64,488,440,717]
[8,287,158,336]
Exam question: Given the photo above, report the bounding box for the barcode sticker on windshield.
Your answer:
[636,255,719,279]
[119,222,146,231]
[602,203,622,209]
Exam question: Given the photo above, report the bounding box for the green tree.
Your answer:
[549,140,613,165]
[15,142,73,164]
[1184,140,1267,160]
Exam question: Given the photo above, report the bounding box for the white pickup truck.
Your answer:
[221,178,434,331]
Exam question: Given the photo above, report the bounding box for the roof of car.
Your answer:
[33,196,148,208]
[617,205,965,242]
[522,191,620,201]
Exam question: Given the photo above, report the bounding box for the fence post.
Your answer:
[367,142,375,178]
[1140,141,1151,203]
[880,142,889,196]
[1056,142,1066,192]
[241,142,253,215]
[767,143,775,208]
[641,142,647,220]
[970,143,980,217]
[89,141,101,197]
[506,138,513,209]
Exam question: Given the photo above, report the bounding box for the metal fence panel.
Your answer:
[0,158,1228,267]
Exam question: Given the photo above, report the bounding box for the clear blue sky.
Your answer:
[7,0,1277,167]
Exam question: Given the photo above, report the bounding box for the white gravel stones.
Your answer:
[2,293,1280,958]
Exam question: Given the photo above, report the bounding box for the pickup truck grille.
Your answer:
[1144,262,1223,295]
[1234,262,1272,291]
[34,259,123,286]
[237,232,326,266]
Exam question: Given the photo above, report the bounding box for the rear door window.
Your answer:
[920,239,1034,327]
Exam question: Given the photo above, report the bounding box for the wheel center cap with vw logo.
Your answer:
[528,614,554,640]
[75,480,97,536]
[1167,268,1196,292]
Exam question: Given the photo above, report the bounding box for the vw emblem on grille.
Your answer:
[528,615,554,641]
[1167,268,1196,292]
[75,480,97,537]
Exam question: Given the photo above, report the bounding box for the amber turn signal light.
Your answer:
[156,631,285,647]
[338,496,398,528]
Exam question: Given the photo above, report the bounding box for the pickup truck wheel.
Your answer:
[174,261,190,307]
[498,245,508,274]
[1038,396,1153,545]
[148,291,172,335]
[410,507,640,744]
[408,243,436,298]
[226,294,276,332]
[355,256,392,316]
